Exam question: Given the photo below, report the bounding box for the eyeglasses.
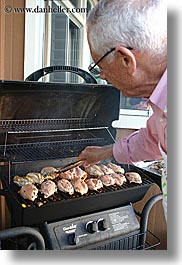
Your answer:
[88,46,133,76]
[88,47,115,76]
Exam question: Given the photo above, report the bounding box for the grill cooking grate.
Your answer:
[12,176,152,209]
[0,138,106,162]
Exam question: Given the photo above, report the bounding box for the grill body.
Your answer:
[0,76,158,249]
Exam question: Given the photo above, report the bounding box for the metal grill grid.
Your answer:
[10,174,153,209]
[0,138,106,162]
[0,118,105,133]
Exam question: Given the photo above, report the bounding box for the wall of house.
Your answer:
[0,0,25,229]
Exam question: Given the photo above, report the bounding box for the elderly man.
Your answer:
[78,0,167,220]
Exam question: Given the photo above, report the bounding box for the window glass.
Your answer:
[70,0,79,8]
[120,95,149,110]
[49,1,83,83]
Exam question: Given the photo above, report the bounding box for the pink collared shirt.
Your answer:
[113,70,167,164]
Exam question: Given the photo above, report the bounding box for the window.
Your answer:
[24,0,150,130]
[120,94,150,115]
[70,0,79,8]
[112,93,151,130]
[24,0,94,82]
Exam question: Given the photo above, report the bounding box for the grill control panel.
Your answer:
[43,204,140,250]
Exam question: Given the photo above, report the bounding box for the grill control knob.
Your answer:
[68,233,79,245]
[86,221,98,234]
[98,218,109,231]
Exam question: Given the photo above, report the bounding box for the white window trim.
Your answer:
[112,107,152,129]
[24,0,45,80]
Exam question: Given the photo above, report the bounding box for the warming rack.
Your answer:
[0,118,107,133]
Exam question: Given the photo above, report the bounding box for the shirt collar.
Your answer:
[148,69,167,111]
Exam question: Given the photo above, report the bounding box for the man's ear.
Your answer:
[115,46,136,74]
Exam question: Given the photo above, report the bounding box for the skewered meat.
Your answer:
[19,184,38,201]
[85,164,104,177]
[107,163,125,174]
[99,175,115,186]
[99,164,115,175]
[71,178,88,195]
[110,173,126,186]
[125,172,142,184]
[41,167,58,177]
[40,180,57,198]
[70,166,87,180]
[13,175,34,187]
[26,172,44,184]
[85,178,103,191]
[57,179,74,195]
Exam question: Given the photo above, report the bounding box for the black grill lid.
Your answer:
[0,80,120,162]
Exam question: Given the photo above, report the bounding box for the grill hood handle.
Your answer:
[25,65,97,84]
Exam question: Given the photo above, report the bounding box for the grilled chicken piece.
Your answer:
[99,164,115,175]
[41,167,58,177]
[110,173,126,186]
[71,178,88,195]
[59,169,75,180]
[85,164,104,177]
[107,163,125,174]
[99,175,115,186]
[40,180,57,198]
[125,172,142,184]
[57,179,74,195]
[85,178,103,191]
[59,166,87,181]
[44,172,59,180]
[13,175,34,187]
[19,184,38,201]
[70,166,87,180]
[26,172,44,184]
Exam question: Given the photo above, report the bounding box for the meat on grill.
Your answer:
[13,175,34,186]
[19,184,38,201]
[125,172,142,184]
[40,180,57,198]
[70,166,87,180]
[26,172,44,184]
[85,164,104,177]
[59,166,87,181]
[59,169,73,180]
[71,178,88,195]
[99,175,115,186]
[41,167,58,177]
[110,173,126,186]
[99,164,115,175]
[57,179,74,195]
[107,163,125,174]
[85,178,103,191]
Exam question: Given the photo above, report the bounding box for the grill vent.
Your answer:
[92,234,141,250]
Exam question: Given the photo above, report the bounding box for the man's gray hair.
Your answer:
[87,0,167,57]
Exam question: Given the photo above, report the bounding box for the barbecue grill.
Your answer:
[0,66,161,250]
